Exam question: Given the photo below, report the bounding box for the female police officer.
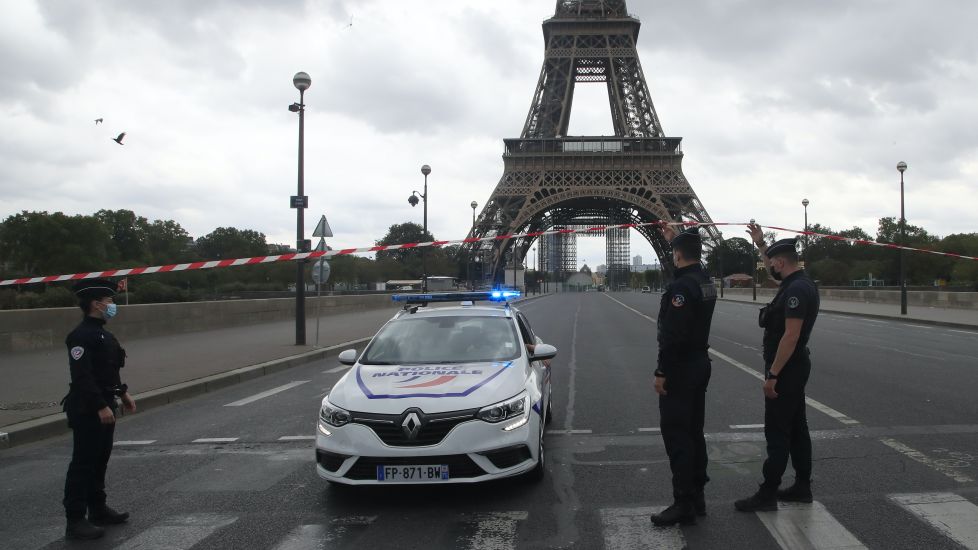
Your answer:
[62,279,136,540]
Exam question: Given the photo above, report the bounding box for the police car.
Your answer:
[316,291,556,485]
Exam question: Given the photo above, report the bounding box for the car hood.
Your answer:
[327,361,529,415]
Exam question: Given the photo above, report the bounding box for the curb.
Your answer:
[718,298,978,331]
[0,337,371,451]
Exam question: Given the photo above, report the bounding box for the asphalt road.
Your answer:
[2,292,977,549]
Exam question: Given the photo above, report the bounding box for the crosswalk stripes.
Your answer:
[112,514,237,550]
[599,506,685,550]
[272,517,377,550]
[890,492,978,549]
[756,501,867,549]
[456,511,528,550]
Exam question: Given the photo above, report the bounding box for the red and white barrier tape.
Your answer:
[1,221,974,287]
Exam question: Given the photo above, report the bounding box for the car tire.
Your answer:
[527,423,545,482]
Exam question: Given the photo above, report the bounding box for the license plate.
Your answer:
[376,464,450,482]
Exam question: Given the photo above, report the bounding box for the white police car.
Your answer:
[316,291,556,485]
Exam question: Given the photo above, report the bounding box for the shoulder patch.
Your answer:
[671,294,686,308]
[70,346,85,360]
[787,296,800,309]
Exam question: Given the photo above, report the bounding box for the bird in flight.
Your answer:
[113,132,126,145]
[95,118,103,124]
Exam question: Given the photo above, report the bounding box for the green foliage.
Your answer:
[130,281,189,304]
[705,237,756,277]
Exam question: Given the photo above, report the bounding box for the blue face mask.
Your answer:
[103,303,118,319]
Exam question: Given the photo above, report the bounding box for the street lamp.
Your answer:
[532,246,537,294]
[409,165,430,292]
[802,198,810,249]
[750,218,757,301]
[290,71,311,346]
[470,201,478,289]
[897,161,908,315]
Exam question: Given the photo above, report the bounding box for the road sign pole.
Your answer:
[315,275,322,347]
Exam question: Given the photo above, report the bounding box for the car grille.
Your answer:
[351,408,480,447]
[480,444,532,469]
[345,454,486,480]
[316,450,348,472]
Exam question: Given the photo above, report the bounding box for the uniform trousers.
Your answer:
[761,357,812,488]
[658,357,711,497]
[63,410,115,519]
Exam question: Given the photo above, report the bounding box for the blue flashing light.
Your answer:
[391,290,521,304]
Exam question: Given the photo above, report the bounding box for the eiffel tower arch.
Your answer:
[470,0,720,287]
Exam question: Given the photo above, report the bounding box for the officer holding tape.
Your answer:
[650,225,717,526]
[735,227,820,512]
[61,279,135,540]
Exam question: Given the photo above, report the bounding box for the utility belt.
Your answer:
[60,383,129,409]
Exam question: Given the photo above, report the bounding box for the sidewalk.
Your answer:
[720,292,978,328]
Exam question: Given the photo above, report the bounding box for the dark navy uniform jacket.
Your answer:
[64,317,126,415]
[761,270,820,389]
[657,264,718,379]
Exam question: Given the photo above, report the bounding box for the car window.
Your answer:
[516,313,536,345]
[360,316,521,365]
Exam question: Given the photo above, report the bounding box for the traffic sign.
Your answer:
[312,259,331,285]
[313,215,333,238]
[290,196,309,209]
[314,238,329,253]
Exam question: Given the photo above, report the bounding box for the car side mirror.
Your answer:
[337,349,358,366]
[530,344,557,362]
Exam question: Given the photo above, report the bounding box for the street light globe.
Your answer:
[471,201,478,209]
[897,161,907,173]
[293,72,311,91]
[802,198,809,207]
[421,164,432,176]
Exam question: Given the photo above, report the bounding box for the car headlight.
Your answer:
[478,392,529,430]
[320,398,351,428]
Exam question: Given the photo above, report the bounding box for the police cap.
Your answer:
[765,238,799,259]
[73,278,118,300]
[670,227,702,248]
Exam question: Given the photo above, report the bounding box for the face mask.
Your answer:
[102,303,118,319]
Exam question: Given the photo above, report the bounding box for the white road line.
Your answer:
[564,303,581,432]
[546,429,593,435]
[604,294,657,324]
[638,427,661,433]
[224,380,310,407]
[273,518,377,549]
[462,511,527,550]
[879,438,975,483]
[192,437,239,443]
[950,329,978,335]
[324,365,350,374]
[906,324,934,330]
[600,506,685,550]
[756,501,868,550]
[113,514,237,550]
[278,435,316,441]
[115,440,157,445]
[890,493,978,549]
[730,424,765,429]
[708,349,860,425]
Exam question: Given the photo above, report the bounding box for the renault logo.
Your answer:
[401,411,423,440]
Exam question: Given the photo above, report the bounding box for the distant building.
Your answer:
[595,264,608,274]
[629,263,658,273]
[633,255,643,266]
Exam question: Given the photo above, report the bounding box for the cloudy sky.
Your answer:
[2,0,976,272]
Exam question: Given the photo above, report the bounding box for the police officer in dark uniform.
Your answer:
[735,228,820,512]
[62,279,135,540]
[650,226,718,526]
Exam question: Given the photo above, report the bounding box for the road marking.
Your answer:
[638,427,661,433]
[600,506,685,550]
[731,424,765,429]
[604,294,656,324]
[324,365,350,374]
[890,493,978,549]
[224,380,310,407]
[546,429,593,435]
[115,440,157,445]
[113,514,237,550]
[708,349,861,425]
[756,501,867,550]
[192,437,239,443]
[460,511,527,550]
[879,438,975,483]
[950,329,978,335]
[273,517,377,549]
[906,324,934,330]
[278,435,316,441]
[564,303,581,432]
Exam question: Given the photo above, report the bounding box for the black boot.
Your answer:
[777,480,813,503]
[693,488,706,516]
[66,518,105,540]
[89,504,130,525]
[734,485,778,512]
[650,498,697,526]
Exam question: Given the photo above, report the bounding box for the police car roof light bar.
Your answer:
[391,290,521,305]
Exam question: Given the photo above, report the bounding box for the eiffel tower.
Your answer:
[470,0,719,288]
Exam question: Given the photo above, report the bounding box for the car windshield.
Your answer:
[360,315,522,365]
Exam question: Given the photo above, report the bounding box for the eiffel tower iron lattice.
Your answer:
[468,0,720,289]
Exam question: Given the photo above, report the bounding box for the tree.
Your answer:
[195,227,268,260]
[0,211,114,276]
[95,209,150,264]
[145,219,193,264]
[705,237,756,277]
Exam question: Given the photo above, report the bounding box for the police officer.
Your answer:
[650,226,718,526]
[735,227,820,512]
[62,279,135,540]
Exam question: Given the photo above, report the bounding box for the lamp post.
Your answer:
[897,161,908,315]
[290,71,311,346]
[470,201,478,289]
[717,231,724,298]
[750,218,757,301]
[409,165,431,292]
[532,246,537,294]
[802,198,810,248]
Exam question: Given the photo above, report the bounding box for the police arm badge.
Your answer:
[787,296,800,309]
[671,294,686,308]
[70,346,85,360]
